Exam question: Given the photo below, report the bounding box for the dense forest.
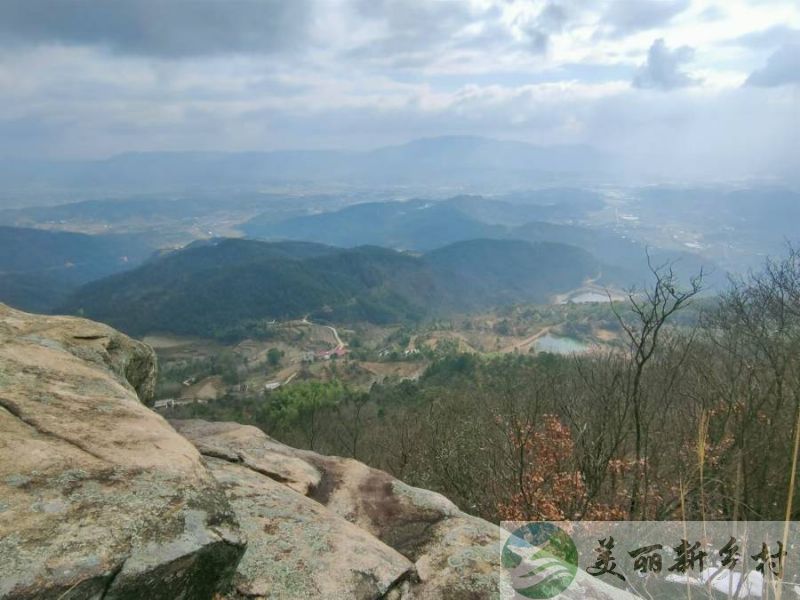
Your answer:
[60,237,599,338]
[169,248,800,524]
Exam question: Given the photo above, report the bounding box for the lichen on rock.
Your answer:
[0,305,244,599]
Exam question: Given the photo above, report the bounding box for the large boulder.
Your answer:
[173,420,321,496]
[0,305,245,599]
[172,420,637,600]
[203,457,414,598]
[172,421,416,598]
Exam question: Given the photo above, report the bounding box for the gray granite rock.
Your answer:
[0,305,245,599]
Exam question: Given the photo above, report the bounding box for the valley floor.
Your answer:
[150,299,627,407]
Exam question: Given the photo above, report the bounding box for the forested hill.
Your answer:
[425,239,599,311]
[0,226,153,312]
[59,237,600,338]
[242,199,504,251]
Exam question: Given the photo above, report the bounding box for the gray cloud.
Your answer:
[733,25,800,49]
[0,0,795,187]
[632,38,700,90]
[539,3,570,32]
[518,2,572,55]
[346,0,514,68]
[698,6,725,22]
[3,74,795,184]
[602,0,690,37]
[348,0,574,64]
[0,0,312,57]
[746,42,800,86]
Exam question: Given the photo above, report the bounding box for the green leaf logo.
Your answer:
[502,523,578,598]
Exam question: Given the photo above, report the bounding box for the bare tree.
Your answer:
[609,254,703,518]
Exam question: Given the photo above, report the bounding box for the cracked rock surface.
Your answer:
[0,304,245,599]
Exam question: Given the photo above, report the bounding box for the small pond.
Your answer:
[568,291,611,303]
[535,333,590,355]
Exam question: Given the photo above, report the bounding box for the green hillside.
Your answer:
[426,239,599,310]
[60,237,600,338]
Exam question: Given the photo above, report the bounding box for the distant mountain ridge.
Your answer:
[0,136,616,197]
[241,190,608,252]
[243,193,725,286]
[242,199,505,251]
[59,237,600,338]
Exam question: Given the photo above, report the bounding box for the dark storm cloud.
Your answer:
[746,42,800,87]
[601,0,690,37]
[632,38,700,90]
[0,0,312,57]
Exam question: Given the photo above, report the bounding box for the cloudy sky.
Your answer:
[0,0,798,178]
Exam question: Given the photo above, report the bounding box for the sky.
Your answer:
[0,0,798,179]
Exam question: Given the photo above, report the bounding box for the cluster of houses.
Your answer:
[316,346,348,360]
[300,346,348,362]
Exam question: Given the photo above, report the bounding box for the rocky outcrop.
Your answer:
[0,303,158,405]
[200,456,414,598]
[0,305,635,599]
[172,420,495,598]
[0,305,245,599]
[172,420,636,600]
